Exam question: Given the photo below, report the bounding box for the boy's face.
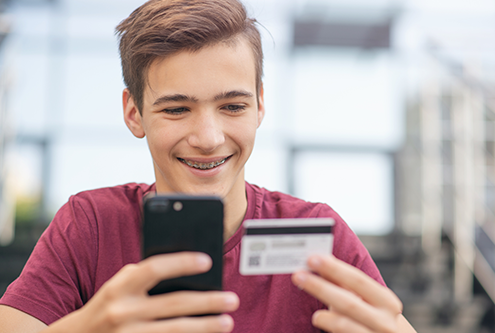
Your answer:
[124,39,264,199]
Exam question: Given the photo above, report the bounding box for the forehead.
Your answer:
[144,39,257,101]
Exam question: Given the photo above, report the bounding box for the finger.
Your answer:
[110,252,212,294]
[122,314,234,333]
[312,310,372,333]
[307,255,402,313]
[90,291,238,327]
[138,291,239,320]
[292,270,397,333]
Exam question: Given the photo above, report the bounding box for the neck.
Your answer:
[222,173,248,242]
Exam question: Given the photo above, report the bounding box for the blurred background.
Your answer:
[0,0,494,331]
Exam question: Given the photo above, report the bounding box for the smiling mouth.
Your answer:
[177,157,229,170]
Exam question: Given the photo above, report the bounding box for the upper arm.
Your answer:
[0,305,47,333]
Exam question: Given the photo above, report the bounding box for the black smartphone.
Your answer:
[142,194,224,295]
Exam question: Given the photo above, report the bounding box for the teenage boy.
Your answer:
[0,0,417,332]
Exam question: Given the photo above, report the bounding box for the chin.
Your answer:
[165,181,228,197]
[186,185,229,198]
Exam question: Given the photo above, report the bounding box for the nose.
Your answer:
[187,110,225,153]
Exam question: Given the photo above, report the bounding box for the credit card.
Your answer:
[239,218,334,275]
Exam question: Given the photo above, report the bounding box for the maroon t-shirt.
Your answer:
[0,182,384,332]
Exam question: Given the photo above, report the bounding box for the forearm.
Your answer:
[39,310,86,333]
[0,305,47,333]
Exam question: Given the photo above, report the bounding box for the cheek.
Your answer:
[145,127,176,157]
[229,121,257,152]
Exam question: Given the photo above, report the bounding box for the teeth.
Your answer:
[179,158,227,170]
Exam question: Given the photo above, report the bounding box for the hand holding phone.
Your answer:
[41,252,238,333]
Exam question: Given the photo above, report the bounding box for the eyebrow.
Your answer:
[153,94,198,106]
[214,90,254,101]
[152,90,254,106]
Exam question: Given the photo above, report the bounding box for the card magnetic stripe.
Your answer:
[245,226,332,235]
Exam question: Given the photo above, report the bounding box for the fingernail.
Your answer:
[196,254,211,268]
[224,293,238,308]
[219,315,233,330]
[294,271,308,285]
[312,311,321,324]
[308,256,322,268]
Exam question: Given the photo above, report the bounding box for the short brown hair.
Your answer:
[116,0,263,113]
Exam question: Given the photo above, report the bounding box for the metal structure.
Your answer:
[293,19,392,49]
[399,53,495,304]
[290,5,495,330]
[292,5,396,50]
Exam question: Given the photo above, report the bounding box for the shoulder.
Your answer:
[69,182,154,204]
[48,182,154,234]
[65,182,153,214]
[246,182,339,219]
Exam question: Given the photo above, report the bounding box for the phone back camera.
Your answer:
[148,200,169,212]
[173,201,183,211]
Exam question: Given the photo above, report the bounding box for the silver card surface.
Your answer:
[239,218,334,275]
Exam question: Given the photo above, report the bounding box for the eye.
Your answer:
[224,104,246,113]
[162,107,188,115]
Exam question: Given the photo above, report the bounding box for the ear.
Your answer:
[257,83,265,128]
[123,89,145,138]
